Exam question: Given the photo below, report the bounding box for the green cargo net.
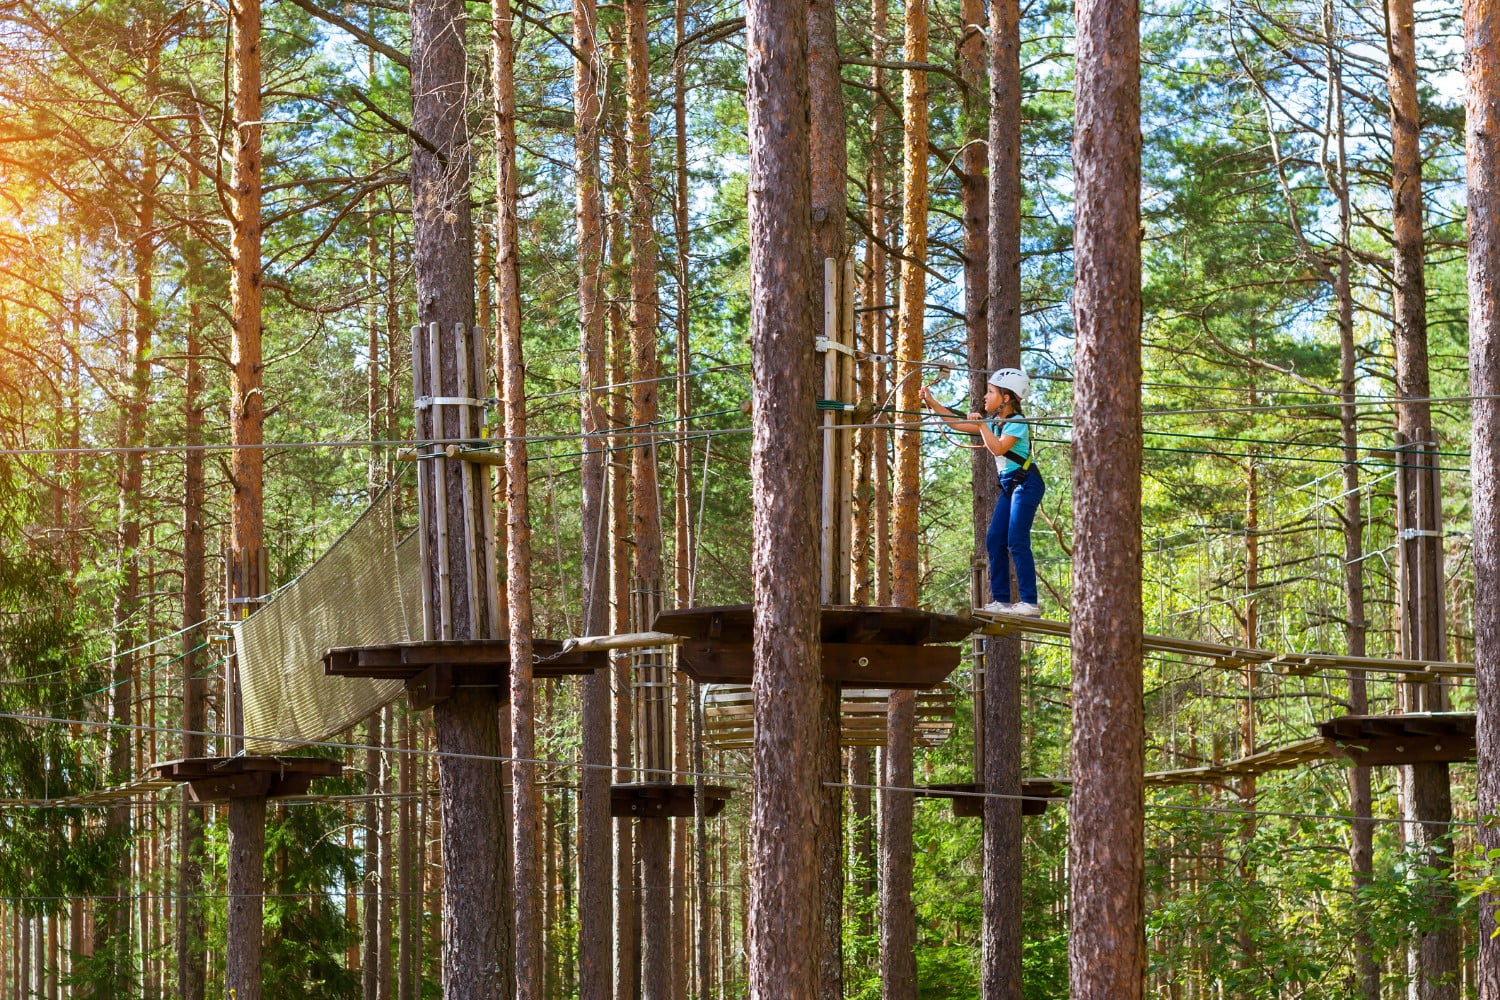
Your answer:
[235,483,421,754]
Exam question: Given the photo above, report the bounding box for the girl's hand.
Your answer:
[967,411,984,421]
[919,385,935,406]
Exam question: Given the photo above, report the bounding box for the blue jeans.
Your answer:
[987,469,1045,605]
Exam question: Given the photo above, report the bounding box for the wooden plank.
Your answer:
[677,640,960,689]
[1333,737,1476,766]
[609,783,732,819]
[152,756,342,802]
[325,638,603,679]
[655,604,978,646]
[915,781,1061,818]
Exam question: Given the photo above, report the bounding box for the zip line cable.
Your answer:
[0,710,1481,830]
[0,390,1493,459]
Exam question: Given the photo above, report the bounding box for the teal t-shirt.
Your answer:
[990,417,1031,473]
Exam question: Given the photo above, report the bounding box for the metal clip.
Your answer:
[814,337,857,357]
[416,395,494,410]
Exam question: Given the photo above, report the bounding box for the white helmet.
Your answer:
[987,367,1030,402]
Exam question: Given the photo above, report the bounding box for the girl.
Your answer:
[921,367,1044,617]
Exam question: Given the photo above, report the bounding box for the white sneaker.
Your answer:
[980,600,1009,614]
[1009,602,1041,618]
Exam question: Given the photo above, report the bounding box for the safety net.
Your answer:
[236,483,421,754]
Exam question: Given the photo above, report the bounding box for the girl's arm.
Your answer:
[975,419,1019,459]
[920,385,983,433]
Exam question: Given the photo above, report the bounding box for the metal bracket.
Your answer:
[814,337,857,358]
[1399,528,1441,541]
[416,395,495,410]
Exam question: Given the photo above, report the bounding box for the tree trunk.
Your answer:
[1068,0,1144,992]
[1387,0,1456,990]
[624,1,671,995]
[981,0,1023,996]
[1322,4,1378,989]
[433,693,508,1000]
[1467,0,1500,988]
[226,797,267,1000]
[808,2,848,995]
[870,0,893,611]
[398,708,416,1000]
[228,0,266,749]
[884,0,928,993]
[409,1,508,997]
[363,714,383,1000]
[745,0,821,995]
[671,6,694,996]
[574,0,612,993]
[177,127,209,1000]
[493,2,542,996]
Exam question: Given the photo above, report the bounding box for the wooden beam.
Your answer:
[676,639,960,688]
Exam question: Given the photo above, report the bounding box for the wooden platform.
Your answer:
[609,782,732,819]
[654,605,977,689]
[917,780,1067,818]
[972,608,1474,681]
[1319,712,1476,766]
[325,639,608,709]
[151,756,342,803]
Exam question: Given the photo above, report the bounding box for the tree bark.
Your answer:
[884,1,928,994]
[409,0,508,997]
[808,2,848,995]
[493,2,542,996]
[433,692,508,1000]
[870,0,893,611]
[1387,0,1457,991]
[624,1,671,995]
[177,123,209,1000]
[745,0,821,995]
[1467,0,1500,988]
[1324,3,1377,989]
[574,0,612,993]
[981,0,1023,996]
[608,56,640,984]
[362,713,383,1000]
[1068,0,1144,993]
[227,797,267,1000]
[671,5,694,995]
[228,0,267,746]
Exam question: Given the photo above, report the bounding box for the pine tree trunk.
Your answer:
[574,0,612,992]
[869,0,893,610]
[1323,7,1378,988]
[409,1,508,997]
[1467,0,1500,988]
[808,2,848,995]
[624,0,671,994]
[745,0,821,995]
[1387,0,1457,991]
[671,7,694,995]
[884,1,929,993]
[981,0,1023,995]
[398,709,416,1000]
[227,797,267,1000]
[1068,0,1144,992]
[363,713,383,1000]
[177,130,209,1000]
[492,3,543,996]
